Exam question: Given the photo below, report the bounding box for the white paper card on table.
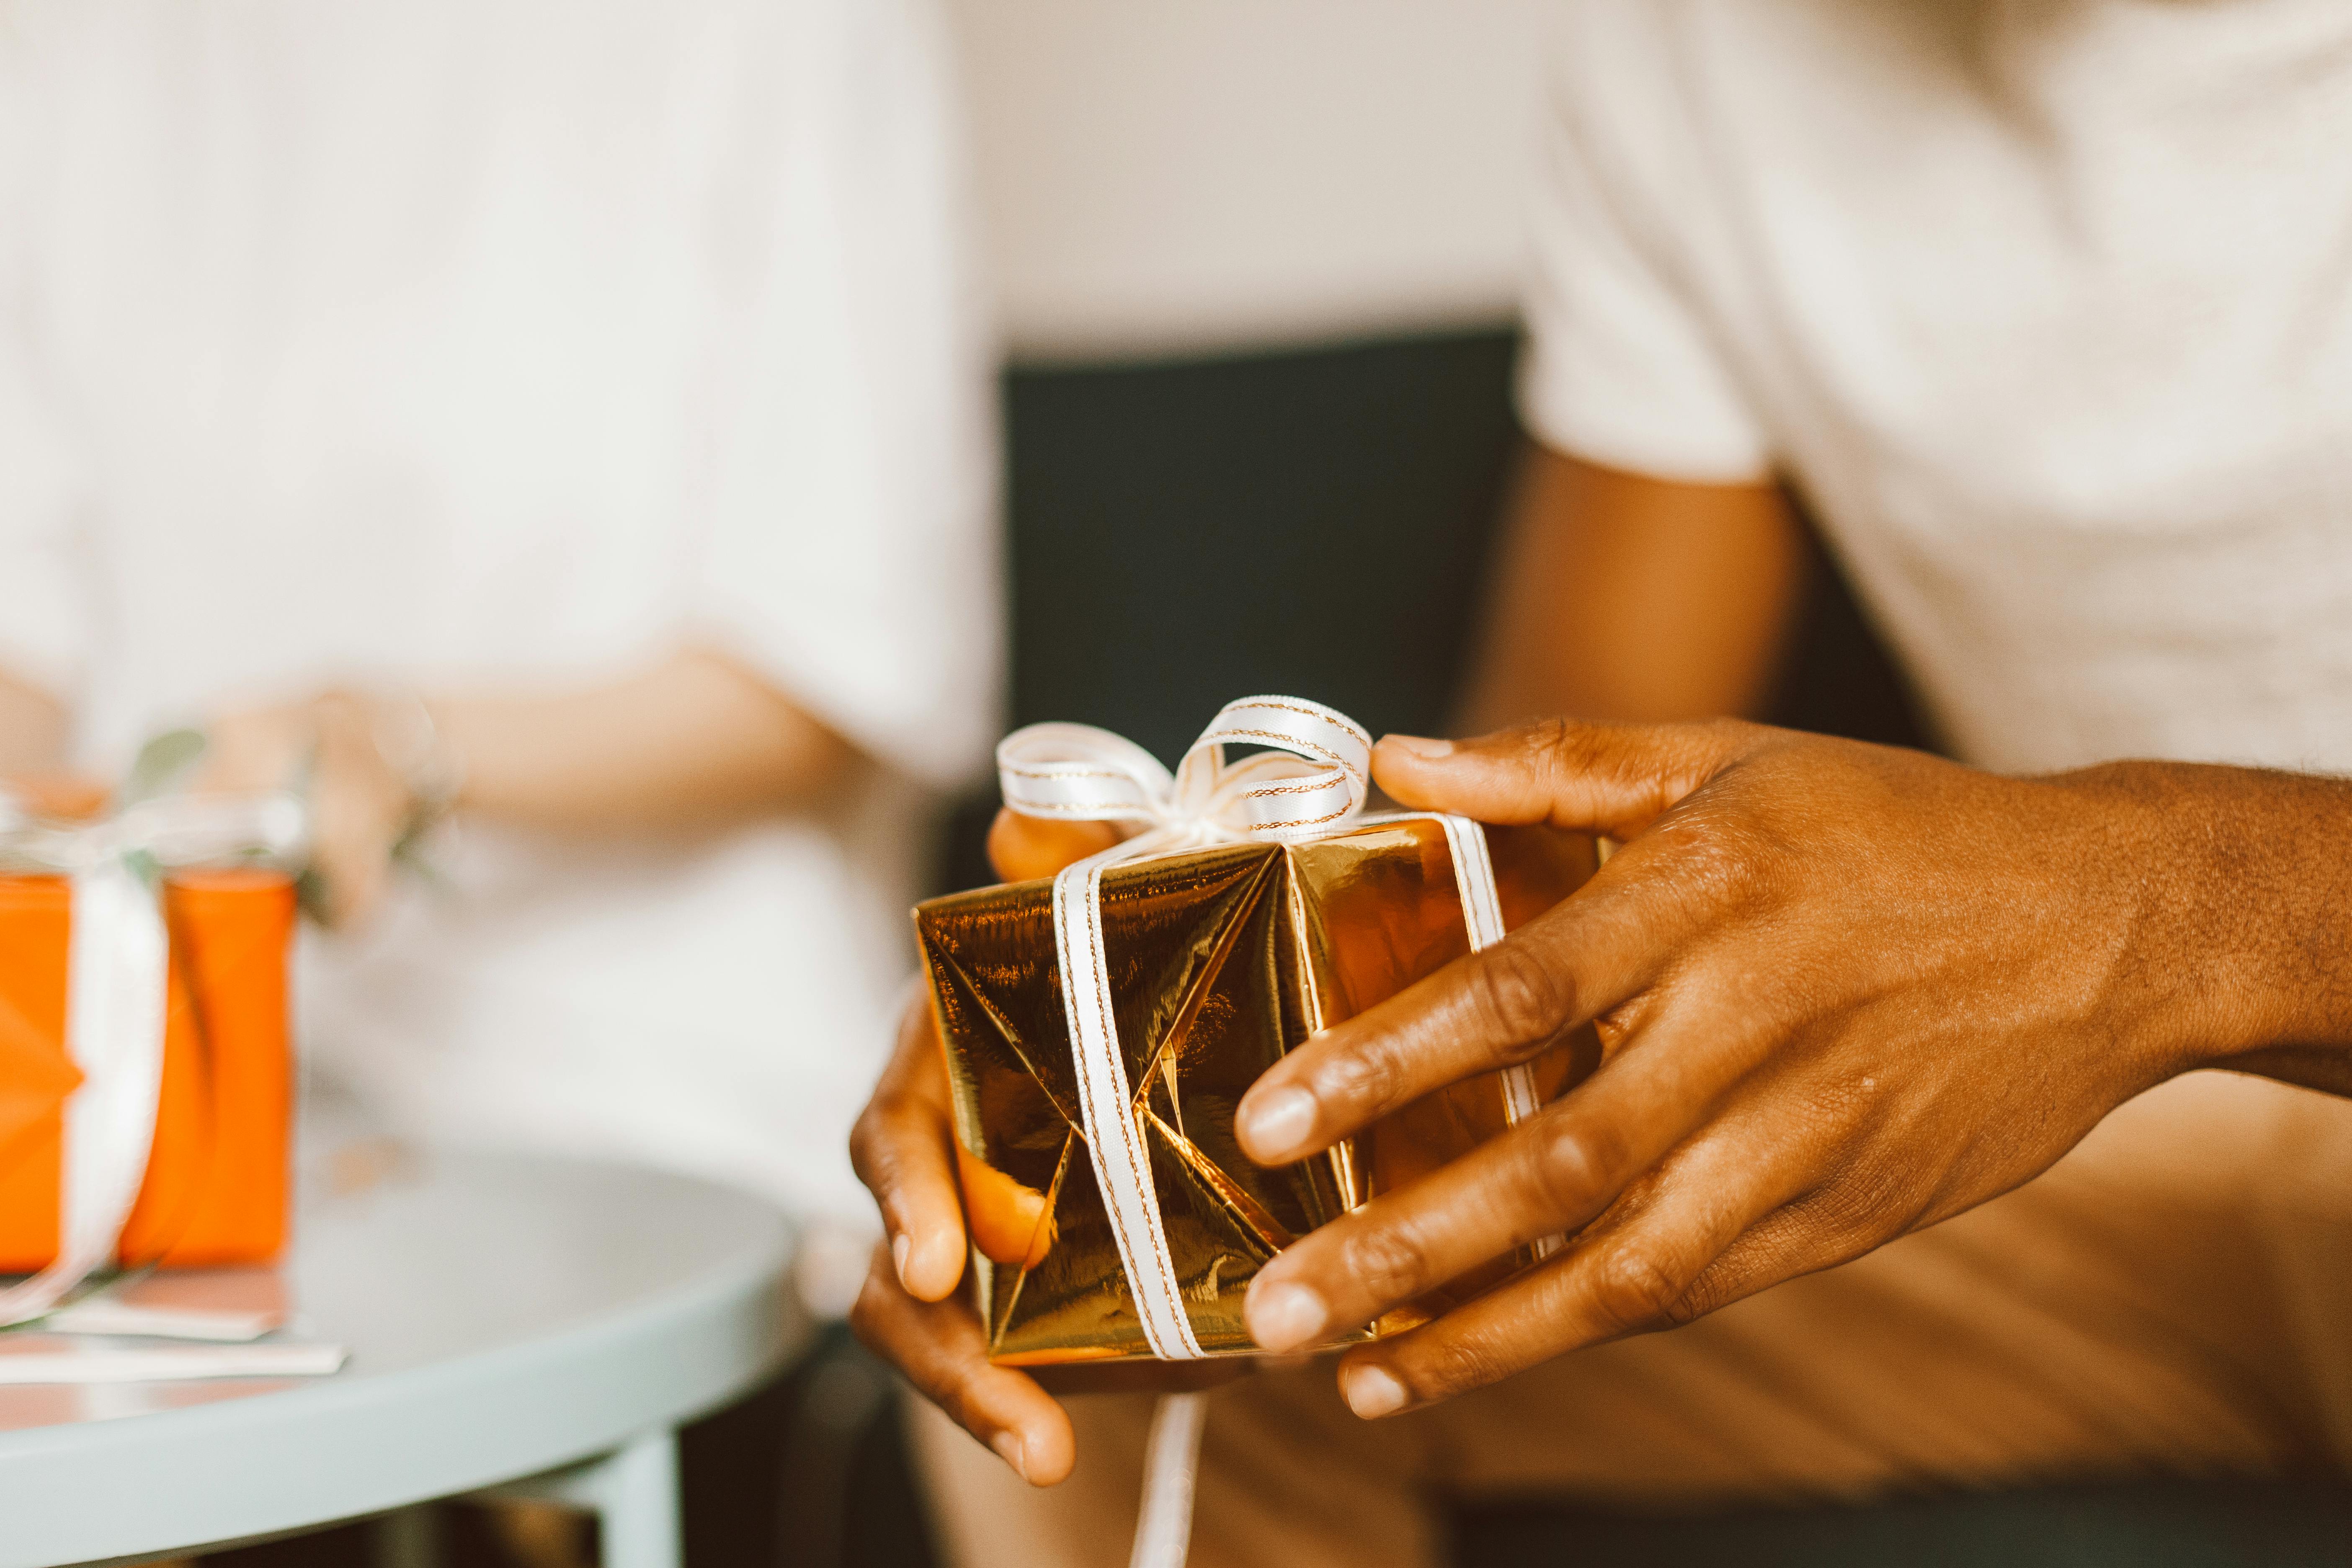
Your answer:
[0,1335,346,1385]
[41,1300,280,1342]
[42,1267,289,1343]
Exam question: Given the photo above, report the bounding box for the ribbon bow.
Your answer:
[998,695,1374,851]
[0,793,308,877]
[0,790,307,1328]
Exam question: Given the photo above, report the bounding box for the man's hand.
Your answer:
[850,810,1251,1488]
[1233,719,2352,1418]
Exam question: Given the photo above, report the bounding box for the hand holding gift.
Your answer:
[854,813,1198,1489]
[851,699,1602,1485]
[1228,717,2352,1423]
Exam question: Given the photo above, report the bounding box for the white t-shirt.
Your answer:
[0,0,999,1225]
[1520,0,2352,776]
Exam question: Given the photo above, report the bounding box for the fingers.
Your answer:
[307,768,396,926]
[1235,862,1689,1165]
[849,985,968,1302]
[1242,999,1767,1352]
[848,1242,1076,1486]
[1323,1124,1808,1418]
[308,699,416,928]
[986,809,1122,883]
[209,696,413,928]
[1374,719,1756,841]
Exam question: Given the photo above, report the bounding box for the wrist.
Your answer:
[2066,760,2352,1074]
[369,691,467,823]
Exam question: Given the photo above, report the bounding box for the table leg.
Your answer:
[582,1428,681,1568]
[477,1428,681,1568]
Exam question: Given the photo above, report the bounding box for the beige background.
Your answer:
[942,0,1551,361]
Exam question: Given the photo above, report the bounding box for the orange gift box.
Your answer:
[0,869,297,1273]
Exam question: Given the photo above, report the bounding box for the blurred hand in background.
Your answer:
[198,649,854,930]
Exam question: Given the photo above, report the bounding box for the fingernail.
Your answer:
[891,1232,913,1288]
[990,1429,1031,1482]
[1247,1280,1329,1351]
[1380,735,1454,761]
[1239,1086,1316,1159]
[1341,1363,1410,1419]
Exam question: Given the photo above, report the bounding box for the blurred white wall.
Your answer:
[944,0,1550,363]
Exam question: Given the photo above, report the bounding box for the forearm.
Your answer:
[1458,446,1806,731]
[428,647,859,833]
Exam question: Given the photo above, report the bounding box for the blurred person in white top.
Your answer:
[0,0,998,1245]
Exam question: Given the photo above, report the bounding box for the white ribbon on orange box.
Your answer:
[0,793,307,1330]
[995,696,1552,1568]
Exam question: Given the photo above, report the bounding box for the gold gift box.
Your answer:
[916,817,1599,1365]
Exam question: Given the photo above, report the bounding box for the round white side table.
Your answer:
[0,1147,804,1568]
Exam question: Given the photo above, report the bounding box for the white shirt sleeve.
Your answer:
[1517,8,1774,485]
[688,0,1001,791]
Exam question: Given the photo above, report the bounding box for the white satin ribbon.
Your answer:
[1006,696,1370,1361]
[1129,1390,1209,1568]
[0,793,306,1328]
[1001,695,1373,847]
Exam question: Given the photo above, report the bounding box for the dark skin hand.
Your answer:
[849,810,1245,1487]
[1232,720,2352,1418]
[851,448,2352,1478]
[852,725,2352,1475]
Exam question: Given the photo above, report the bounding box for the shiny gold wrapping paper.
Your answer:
[916,818,1599,1365]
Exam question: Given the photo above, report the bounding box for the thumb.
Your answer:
[985,808,1124,883]
[1372,718,1755,838]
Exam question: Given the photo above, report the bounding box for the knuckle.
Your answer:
[1666,1264,1726,1325]
[1315,1037,1404,1117]
[847,1260,895,1345]
[1524,1114,1620,1217]
[846,1104,888,1176]
[1694,716,1755,753]
[1405,1325,1516,1403]
[1528,715,1580,766]
[1530,719,1616,797]
[1589,1245,1692,1337]
[940,1354,999,1432]
[851,1088,914,1151]
[1654,820,1758,912]
[1338,1220,1435,1305]
[1469,940,1574,1049]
